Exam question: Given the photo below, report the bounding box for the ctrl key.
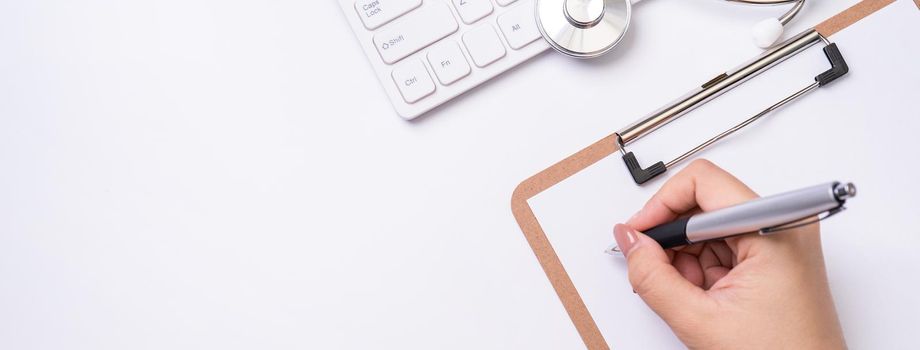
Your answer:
[391,59,435,104]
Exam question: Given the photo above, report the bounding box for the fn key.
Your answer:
[392,59,436,104]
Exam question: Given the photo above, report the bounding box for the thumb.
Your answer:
[614,224,712,324]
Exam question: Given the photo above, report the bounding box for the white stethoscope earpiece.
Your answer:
[536,0,806,58]
[751,0,806,48]
[752,17,784,48]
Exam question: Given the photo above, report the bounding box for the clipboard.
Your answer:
[511,1,918,348]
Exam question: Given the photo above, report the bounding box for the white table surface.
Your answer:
[2,0,914,348]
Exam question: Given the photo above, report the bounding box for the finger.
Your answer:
[678,243,705,257]
[614,224,713,325]
[672,252,704,288]
[627,159,758,232]
[709,241,734,267]
[700,246,730,289]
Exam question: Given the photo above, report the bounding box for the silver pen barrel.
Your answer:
[686,182,851,243]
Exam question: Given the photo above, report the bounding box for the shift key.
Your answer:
[373,3,459,65]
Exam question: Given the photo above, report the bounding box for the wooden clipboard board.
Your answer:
[510,1,914,348]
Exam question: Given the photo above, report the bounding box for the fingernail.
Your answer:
[613,224,639,257]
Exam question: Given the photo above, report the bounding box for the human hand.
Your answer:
[613,160,846,349]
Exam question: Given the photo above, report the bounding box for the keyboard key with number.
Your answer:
[373,3,459,64]
[497,1,542,49]
[452,0,494,24]
[463,24,506,67]
[391,59,436,103]
[339,0,551,119]
[427,41,471,85]
[354,0,422,30]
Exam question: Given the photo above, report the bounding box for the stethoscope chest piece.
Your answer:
[536,0,631,58]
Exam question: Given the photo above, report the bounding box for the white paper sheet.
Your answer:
[528,1,920,348]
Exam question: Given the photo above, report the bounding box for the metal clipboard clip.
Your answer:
[616,29,849,185]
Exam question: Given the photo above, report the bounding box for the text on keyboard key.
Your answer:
[451,0,494,25]
[373,3,459,65]
[462,24,507,68]
[497,1,542,49]
[354,0,422,30]
[391,59,436,103]
[427,41,471,85]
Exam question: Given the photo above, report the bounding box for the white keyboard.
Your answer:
[339,0,550,120]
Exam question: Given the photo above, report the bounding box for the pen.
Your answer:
[606,181,857,254]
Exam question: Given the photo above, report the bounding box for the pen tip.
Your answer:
[605,244,622,256]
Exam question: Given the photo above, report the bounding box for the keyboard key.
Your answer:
[427,41,471,85]
[452,0,494,24]
[354,0,422,30]
[337,0,552,119]
[463,24,506,67]
[391,59,436,103]
[498,1,542,49]
[374,3,459,64]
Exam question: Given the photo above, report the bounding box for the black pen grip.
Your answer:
[644,217,691,250]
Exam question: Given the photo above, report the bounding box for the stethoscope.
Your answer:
[535,0,807,58]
